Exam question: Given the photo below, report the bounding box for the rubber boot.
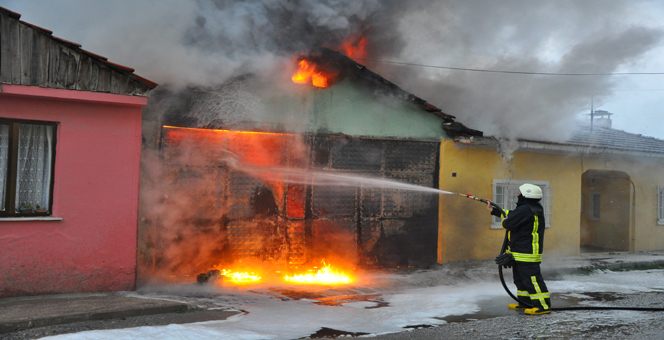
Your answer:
[524,307,550,315]
[507,303,527,310]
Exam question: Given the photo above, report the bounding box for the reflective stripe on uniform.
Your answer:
[530,275,550,310]
[517,290,529,297]
[532,215,540,256]
[510,252,542,262]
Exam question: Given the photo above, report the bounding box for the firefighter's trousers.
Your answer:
[512,261,551,310]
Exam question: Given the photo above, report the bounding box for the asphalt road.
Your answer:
[371,291,664,340]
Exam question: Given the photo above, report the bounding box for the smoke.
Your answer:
[379,0,663,141]
[7,0,662,141]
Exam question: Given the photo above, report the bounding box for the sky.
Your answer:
[2,0,663,140]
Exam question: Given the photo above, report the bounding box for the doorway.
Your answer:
[580,170,632,252]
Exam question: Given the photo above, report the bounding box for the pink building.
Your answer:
[0,7,156,297]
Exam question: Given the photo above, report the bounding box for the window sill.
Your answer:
[658,220,664,226]
[0,217,63,222]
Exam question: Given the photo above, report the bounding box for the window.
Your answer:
[590,192,601,220]
[658,186,664,225]
[492,180,551,228]
[0,119,57,217]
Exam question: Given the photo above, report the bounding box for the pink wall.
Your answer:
[0,85,146,297]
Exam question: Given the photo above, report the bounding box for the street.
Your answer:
[7,263,661,340]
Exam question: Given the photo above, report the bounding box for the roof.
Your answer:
[311,48,483,138]
[465,124,664,157]
[566,125,664,155]
[0,6,156,95]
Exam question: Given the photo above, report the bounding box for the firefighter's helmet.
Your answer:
[519,183,543,199]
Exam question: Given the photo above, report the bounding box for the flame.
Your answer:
[340,36,367,61]
[218,269,263,285]
[291,59,331,88]
[283,260,353,285]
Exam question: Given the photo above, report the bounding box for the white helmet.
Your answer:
[519,183,543,199]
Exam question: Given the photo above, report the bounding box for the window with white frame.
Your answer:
[658,186,664,225]
[492,180,551,228]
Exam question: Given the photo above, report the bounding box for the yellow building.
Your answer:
[437,123,664,263]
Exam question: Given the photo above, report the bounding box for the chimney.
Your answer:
[591,109,613,129]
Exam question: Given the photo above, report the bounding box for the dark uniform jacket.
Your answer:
[492,196,546,263]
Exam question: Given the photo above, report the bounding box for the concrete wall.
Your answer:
[0,85,145,297]
[309,81,446,139]
[437,139,664,264]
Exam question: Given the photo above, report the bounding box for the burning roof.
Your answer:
[290,48,483,138]
[156,47,482,139]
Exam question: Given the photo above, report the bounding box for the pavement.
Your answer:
[1,251,663,337]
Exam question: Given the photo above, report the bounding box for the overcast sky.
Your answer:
[2,0,663,140]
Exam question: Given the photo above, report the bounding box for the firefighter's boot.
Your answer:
[524,307,550,315]
[507,303,527,310]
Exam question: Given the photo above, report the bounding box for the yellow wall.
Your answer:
[437,139,664,263]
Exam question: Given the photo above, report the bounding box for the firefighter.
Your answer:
[489,183,551,315]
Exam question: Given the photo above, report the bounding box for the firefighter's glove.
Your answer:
[490,206,504,217]
[495,253,515,268]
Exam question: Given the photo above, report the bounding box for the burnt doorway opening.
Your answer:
[580,170,632,252]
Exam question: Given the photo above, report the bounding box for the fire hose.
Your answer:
[459,193,664,312]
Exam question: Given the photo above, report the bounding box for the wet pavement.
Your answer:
[1,251,663,339]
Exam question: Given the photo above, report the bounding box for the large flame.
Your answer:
[291,59,331,88]
[220,269,263,285]
[283,260,353,285]
[212,261,353,286]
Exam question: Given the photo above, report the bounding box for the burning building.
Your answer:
[138,48,481,284]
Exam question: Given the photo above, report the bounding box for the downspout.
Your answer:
[436,139,445,264]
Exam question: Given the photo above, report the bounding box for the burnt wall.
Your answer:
[140,128,439,280]
[311,135,439,267]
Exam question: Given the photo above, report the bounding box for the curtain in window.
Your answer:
[0,125,8,211]
[15,124,53,212]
